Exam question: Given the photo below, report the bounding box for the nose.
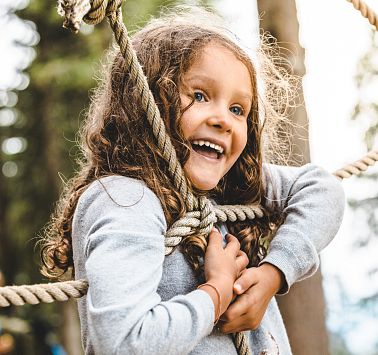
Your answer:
[207,104,233,133]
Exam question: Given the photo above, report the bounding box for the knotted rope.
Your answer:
[165,199,265,254]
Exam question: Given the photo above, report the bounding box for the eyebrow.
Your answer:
[185,74,253,103]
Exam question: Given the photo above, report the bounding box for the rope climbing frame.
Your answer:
[1,1,378,354]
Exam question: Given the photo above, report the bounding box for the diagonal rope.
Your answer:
[346,0,378,31]
[333,150,378,180]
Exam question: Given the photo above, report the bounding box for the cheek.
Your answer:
[179,113,191,139]
[235,123,248,155]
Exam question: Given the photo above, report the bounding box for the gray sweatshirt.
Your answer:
[72,164,345,355]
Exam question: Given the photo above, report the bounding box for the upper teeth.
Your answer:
[192,140,224,154]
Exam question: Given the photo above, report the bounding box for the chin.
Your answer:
[189,176,219,191]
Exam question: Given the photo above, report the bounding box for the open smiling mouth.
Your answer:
[191,140,224,160]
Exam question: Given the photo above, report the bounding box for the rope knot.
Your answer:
[57,0,123,32]
[198,196,217,234]
[84,0,123,25]
[164,197,216,255]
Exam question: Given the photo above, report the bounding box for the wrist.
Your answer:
[259,263,284,294]
[200,277,233,316]
[197,283,221,323]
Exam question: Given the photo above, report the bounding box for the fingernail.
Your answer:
[234,283,242,293]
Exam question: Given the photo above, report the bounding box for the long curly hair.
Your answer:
[40,7,295,279]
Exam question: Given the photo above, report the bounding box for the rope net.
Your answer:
[1,1,377,354]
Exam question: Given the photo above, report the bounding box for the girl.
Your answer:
[41,7,344,355]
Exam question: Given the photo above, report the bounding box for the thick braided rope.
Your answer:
[165,202,265,254]
[346,0,378,30]
[333,150,378,180]
[233,332,252,355]
[0,280,88,307]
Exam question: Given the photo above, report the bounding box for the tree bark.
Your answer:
[61,300,83,355]
[256,1,329,354]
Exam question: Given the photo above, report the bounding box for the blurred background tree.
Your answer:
[349,29,378,351]
[351,30,378,244]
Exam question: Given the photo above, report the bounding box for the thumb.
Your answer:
[233,268,258,294]
[207,227,222,248]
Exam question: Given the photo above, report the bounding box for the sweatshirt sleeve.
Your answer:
[73,176,214,354]
[260,164,345,294]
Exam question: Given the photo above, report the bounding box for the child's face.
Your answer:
[179,43,252,191]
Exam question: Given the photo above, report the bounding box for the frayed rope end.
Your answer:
[57,0,91,33]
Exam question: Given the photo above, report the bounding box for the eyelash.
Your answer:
[193,91,246,117]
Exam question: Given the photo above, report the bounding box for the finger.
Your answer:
[235,251,249,274]
[224,234,240,256]
[234,268,258,295]
[207,227,223,250]
[221,294,251,322]
[217,316,249,334]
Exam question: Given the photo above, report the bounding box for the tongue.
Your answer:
[193,146,218,159]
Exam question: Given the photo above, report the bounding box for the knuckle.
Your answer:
[222,312,233,322]
[242,253,249,265]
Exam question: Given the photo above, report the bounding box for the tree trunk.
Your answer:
[61,300,83,355]
[256,1,329,354]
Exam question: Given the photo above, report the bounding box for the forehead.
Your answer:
[188,42,249,70]
[183,43,253,97]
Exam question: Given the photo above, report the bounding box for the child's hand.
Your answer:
[203,229,249,315]
[217,263,283,333]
